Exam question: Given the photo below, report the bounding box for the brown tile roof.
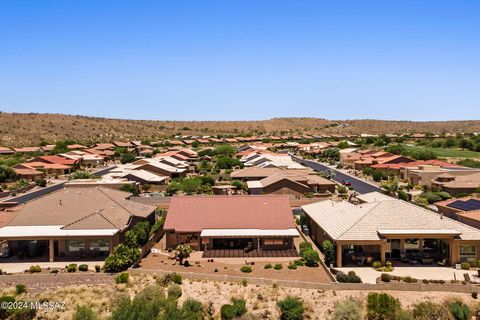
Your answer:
[164,195,295,232]
[27,155,77,166]
[7,187,156,230]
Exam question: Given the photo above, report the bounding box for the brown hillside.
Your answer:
[1,112,479,146]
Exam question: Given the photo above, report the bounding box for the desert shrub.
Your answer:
[35,179,47,187]
[115,272,129,284]
[0,296,15,319]
[435,191,452,200]
[322,240,335,266]
[274,264,283,270]
[277,296,304,320]
[50,269,58,274]
[412,301,450,320]
[288,264,297,270]
[420,192,442,204]
[472,291,478,299]
[95,265,101,272]
[461,262,470,270]
[78,264,88,272]
[371,261,382,268]
[72,305,98,320]
[403,276,417,283]
[103,244,141,273]
[67,264,77,273]
[240,266,252,273]
[220,298,247,320]
[15,284,27,295]
[367,292,402,320]
[299,241,313,255]
[110,285,166,320]
[331,298,363,320]
[181,299,205,319]
[264,263,272,269]
[381,273,391,282]
[336,271,362,283]
[149,218,165,237]
[29,265,41,273]
[171,273,182,284]
[168,284,183,299]
[302,248,320,267]
[294,259,305,267]
[449,301,471,320]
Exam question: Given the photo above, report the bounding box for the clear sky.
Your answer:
[0,1,479,121]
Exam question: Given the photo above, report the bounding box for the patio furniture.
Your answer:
[151,248,160,256]
[437,258,447,266]
[366,256,373,265]
[400,252,410,263]
[463,273,479,284]
[421,258,434,264]
[356,256,365,266]
[408,259,418,265]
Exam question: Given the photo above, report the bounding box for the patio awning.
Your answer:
[377,229,461,237]
[200,228,300,238]
[0,226,118,238]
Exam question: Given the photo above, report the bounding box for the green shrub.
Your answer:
[449,300,471,320]
[168,284,183,299]
[299,241,313,256]
[78,264,88,272]
[412,301,450,320]
[367,292,403,320]
[403,276,417,283]
[171,273,182,284]
[29,265,41,273]
[381,273,391,282]
[0,296,16,319]
[115,272,129,284]
[461,262,470,270]
[50,269,58,274]
[15,284,27,295]
[321,240,335,266]
[95,265,101,272]
[302,248,320,267]
[274,264,283,270]
[336,271,362,283]
[294,259,304,267]
[372,261,382,268]
[240,266,252,273]
[288,264,297,270]
[331,298,363,320]
[420,192,442,204]
[277,296,304,320]
[103,244,141,273]
[67,264,77,273]
[72,305,97,320]
[220,298,247,320]
[264,263,272,269]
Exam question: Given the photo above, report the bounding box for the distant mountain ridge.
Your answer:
[1,112,479,146]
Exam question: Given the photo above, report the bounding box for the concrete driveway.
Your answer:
[338,266,479,284]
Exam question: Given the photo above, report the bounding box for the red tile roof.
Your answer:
[371,159,462,170]
[164,195,295,232]
[29,156,77,166]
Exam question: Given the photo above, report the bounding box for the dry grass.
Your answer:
[2,112,480,146]
[1,272,477,319]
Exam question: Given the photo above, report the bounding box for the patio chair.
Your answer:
[400,252,410,263]
[437,258,447,266]
[151,248,160,256]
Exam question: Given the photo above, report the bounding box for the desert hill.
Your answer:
[1,112,479,146]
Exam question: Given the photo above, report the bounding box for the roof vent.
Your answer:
[59,200,62,206]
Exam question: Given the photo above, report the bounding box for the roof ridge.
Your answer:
[337,201,382,239]
[97,187,137,217]
[61,209,117,229]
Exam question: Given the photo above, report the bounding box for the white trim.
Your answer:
[0,226,118,238]
[200,228,299,237]
[377,229,461,236]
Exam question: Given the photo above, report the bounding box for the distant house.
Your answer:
[59,151,105,167]
[0,147,15,155]
[247,172,335,196]
[431,172,480,196]
[0,187,156,262]
[372,160,465,181]
[13,147,41,153]
[302,193,480,267]
[436,197,480,230]
[163,195,299,257]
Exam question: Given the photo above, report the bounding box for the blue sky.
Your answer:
[0,1,479,121]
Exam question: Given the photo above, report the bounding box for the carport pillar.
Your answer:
[380,243,386,265]
[49,239,54,262]
[336,243,342,267]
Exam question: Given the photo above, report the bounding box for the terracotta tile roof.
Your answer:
[13,147,41,153]
[164,195,295,232]
[28,155,77,166]
[18,162,71,170]
[13,168,44,176]
[67,144,87,149]
[6,187,156,230]
[372,160,462,170]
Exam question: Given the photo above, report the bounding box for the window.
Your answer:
[67,239,85,252]
[90,239,110,252]
[404,239,419,251]
[264,239,284,246]
[460,245,476,262]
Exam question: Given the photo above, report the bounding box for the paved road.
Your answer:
[292,156,382,194]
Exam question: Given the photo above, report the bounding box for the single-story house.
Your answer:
[0,147,15,155]
[302,192,480,267]
[0,187,156,262]
[435,197,480,230]
[431,172,480,196]
[163,195,300,257]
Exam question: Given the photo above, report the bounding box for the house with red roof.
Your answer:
[163,195,300,257]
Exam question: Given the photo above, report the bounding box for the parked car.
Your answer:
[342,179,352,186]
